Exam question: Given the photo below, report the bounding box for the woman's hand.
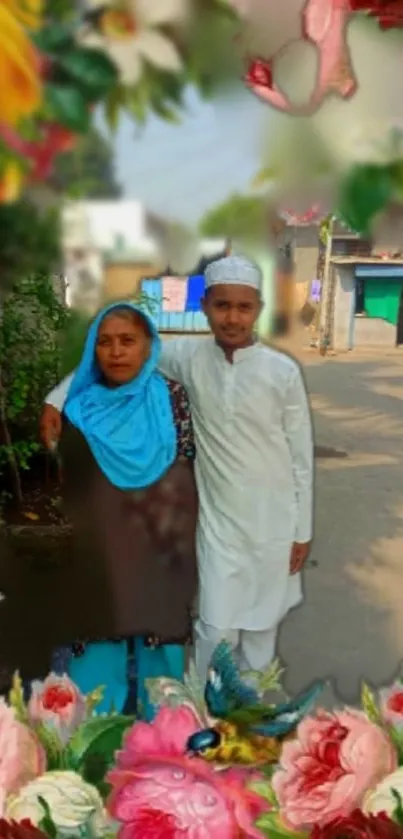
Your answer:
[39,404,62,451]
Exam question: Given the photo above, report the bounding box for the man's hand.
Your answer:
[290,541,311,575]
[39,404,62,451]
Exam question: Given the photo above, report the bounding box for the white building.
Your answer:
[61,200,226,313]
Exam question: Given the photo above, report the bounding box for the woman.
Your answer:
[48,301,198,717]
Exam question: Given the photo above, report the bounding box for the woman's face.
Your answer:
[96,311,151,385]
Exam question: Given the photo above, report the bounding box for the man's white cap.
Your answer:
[205,255,262,293]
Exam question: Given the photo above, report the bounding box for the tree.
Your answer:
[0,274,67,506]
[199,193,268,243]
[0,200,61,297]
[50,127,122,199]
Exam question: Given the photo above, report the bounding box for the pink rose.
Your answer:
[0,701,46,812]
[116,705,201,769]
[380,683,403,728]
[272,708,397,831]
[108,706,268,839]
[27,674,86,745]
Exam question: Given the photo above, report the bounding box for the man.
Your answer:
[40,255,314,682]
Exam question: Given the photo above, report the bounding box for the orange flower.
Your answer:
[2,0,43,31]
[0,163,25,203]
[0,3,42,126]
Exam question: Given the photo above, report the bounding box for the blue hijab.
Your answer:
[64,302,177,490]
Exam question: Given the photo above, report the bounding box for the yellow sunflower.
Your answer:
[0,2,42,126]
[2,0,43,30]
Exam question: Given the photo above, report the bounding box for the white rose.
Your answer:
[5,770,108,836]
[363,767,403,817]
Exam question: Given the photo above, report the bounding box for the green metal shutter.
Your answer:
[364,279,402,326]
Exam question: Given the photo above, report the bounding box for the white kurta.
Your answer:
[46,339,314,632]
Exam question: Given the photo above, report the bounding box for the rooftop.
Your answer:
[331,256,403,265]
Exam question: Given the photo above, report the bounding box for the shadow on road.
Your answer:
[278,354,403,707]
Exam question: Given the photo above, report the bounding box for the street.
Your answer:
[278,348,403,707]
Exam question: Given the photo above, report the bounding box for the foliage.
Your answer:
[33,25,119,134]
[0,0,242,199]
[199,192,268,242]
[50,127,121,199]
[59,308,92,378]
[319,215,333,246]
[104,2,242,129]
[0,274,67,484]
[6,671,135,795]
[0,201,61,296]
[5,660,403,838]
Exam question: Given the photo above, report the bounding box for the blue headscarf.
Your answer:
[64,302,177,490]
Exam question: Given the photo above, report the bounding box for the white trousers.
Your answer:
[194,619,278,686]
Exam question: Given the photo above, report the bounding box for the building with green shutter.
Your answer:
[326,258,403,350]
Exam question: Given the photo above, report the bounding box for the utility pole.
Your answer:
[319,215,334,355]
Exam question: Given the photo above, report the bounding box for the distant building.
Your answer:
[325,256,403,350]
[61,200,162,311]
[61,200,225,331]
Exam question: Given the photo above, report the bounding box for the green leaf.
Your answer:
[103,87,126,132]
[45,85,90,133]
[392,789,403,826]
[128,82,149,124]
[33,24,75,54]
[58,49,119,100]
[8,671,28,723]
[387,726,403,764]
[390,161,403,200]
[66,715,135,794]
[156,72,185,107]
[243,659,284,694]
[361,682,382,724]
[256,812,307,839]
[34,723,64,770]
[38,796,57,839]
[150,97,181,124]
[337,163,393,235]
[85,686,106,715]
[249,779,278,807]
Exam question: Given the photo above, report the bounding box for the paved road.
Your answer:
[278,348,403,707]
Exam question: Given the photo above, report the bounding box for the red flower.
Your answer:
[122,808,183,839]
[244,59,273,89]
[311,808,403,839]
[350,1,403,29]
[0,819,49,839]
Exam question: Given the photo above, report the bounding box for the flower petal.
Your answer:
[105,40,143,85]
[84,0,115,9]
[78,29,106,50]
[135,0,188,27]
[137,30,182,73]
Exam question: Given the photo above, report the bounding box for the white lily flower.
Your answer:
[81,0,187,86]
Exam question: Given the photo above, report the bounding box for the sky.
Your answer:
[105,84,269,226]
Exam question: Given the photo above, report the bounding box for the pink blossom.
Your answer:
[116,705,200,769]
[28,674,86,745]
[0,701,46,813]
[272,707,397,831]
[244,0,356,114]
[380,683,403,729]
[108,706,268,839]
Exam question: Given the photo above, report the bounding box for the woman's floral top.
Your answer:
[168,379,195,462]
[51,379,195,675]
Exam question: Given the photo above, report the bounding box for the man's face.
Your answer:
[202,284,262,350]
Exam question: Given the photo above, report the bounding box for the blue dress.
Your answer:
[52,381,195,719]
